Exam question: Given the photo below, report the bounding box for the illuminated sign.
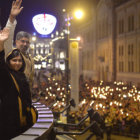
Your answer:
[32,14,57,35]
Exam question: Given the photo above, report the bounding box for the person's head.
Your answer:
[15,31,30,54]
[6,49,25,72]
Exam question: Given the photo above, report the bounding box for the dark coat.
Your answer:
[0,50,32,139]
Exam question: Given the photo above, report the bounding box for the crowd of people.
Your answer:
[33,72,140,138]
[77,80,140,137]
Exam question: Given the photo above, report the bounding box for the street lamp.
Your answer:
[63,8,84,119]
[32,36,37,42]
[74,10,84,20]
[30,35,37,57]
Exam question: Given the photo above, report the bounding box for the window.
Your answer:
[138,14,140,29]
[128,15,134,32]
[98,23,101,39]
[119,61,124,72]
[118,19,124,34]
[128,61,134,72]
[105,17,108,37]
[128,44,133,55]
[119,45,123,56]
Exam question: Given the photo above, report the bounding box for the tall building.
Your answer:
[71,0,140,86]
[116,0,140,86]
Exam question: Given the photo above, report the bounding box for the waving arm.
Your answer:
[9,0,23,23]
[4,0,23,57]
[0,28,10,52]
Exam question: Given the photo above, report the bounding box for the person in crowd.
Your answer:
[4,0,34,90]
[0,27,37,139]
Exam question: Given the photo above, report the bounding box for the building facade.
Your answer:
[71,0,140,86]
[116,0,140,86]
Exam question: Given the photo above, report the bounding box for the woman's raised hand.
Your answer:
[0,28,9,43]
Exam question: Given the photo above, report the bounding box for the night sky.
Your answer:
[0,0,94,38]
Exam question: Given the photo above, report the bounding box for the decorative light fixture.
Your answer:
[32,14,57,35]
